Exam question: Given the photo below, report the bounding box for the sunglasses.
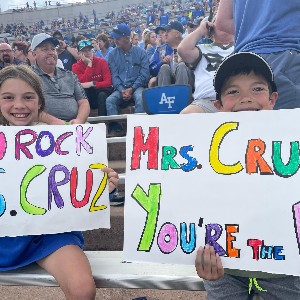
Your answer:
[78,40,92,48]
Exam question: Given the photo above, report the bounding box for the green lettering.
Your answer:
[272,141,300,178]
[161,146,180,170]
[132,183,162,251]
[20,165,47,215]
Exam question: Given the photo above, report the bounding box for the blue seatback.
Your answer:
[142,85,193,114]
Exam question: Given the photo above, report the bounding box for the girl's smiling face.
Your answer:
[0,78,40,126]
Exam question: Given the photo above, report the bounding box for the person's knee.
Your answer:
[180,104,205,114]
[67,274,96,300]
[106,94,118,108]
[159,63,171,73]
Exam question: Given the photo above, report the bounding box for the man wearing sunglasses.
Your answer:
[72,40,113,116]
[30,33,90,125]
[106,23,150,131]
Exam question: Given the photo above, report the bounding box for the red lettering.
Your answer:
[131,126,159,170]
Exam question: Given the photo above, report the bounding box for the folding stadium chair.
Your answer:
[142,85,193,114]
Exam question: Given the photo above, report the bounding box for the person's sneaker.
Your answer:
[110,192,125,206]
[107,121,125,137]
[108,121,123,132]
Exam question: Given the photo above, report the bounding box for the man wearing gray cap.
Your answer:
[31,33,90,124]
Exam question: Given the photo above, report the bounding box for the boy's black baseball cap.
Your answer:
[214,52,277,100]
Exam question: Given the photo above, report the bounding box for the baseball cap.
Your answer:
[134,27,141,35]
[110,24,131,39]
[155,26,166,34]
[78,40,93,51]
[214,52,277,100]
[164,20,184,34]
[30,33,59,50]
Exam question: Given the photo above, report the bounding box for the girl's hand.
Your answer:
[102,167,119,193]
[195,245,224,280]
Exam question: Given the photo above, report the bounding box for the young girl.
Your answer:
[0,65,119,299]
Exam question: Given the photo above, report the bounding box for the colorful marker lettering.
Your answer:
[131,126,159,170]
[132,183,161,251]
[209,122,243,175]
[76,125,93,155]
[89,163,107,212]
[20,165,47,215]
[157,222,178,254]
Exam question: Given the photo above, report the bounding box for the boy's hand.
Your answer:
[195,245,224,280]
[101,167,119,193]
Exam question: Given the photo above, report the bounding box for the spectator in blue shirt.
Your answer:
[177,10,190,26]
[94,33,114,61]
[146,10,156,26]
[106,24,150,119]
[159,8,169,26]
[192,3,205,21]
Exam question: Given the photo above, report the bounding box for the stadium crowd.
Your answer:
[0,0,219,136]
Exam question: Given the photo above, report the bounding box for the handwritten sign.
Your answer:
[0,124,110,237]
[124,110,300,276]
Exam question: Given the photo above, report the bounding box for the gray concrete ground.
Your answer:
[0,287,207,299]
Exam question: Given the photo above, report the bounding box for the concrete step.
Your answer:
[108,140,126,161]
[108,159,126,173]
[83,206,124,251]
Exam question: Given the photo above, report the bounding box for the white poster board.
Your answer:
[124,110,300,276]
[0,124,110,237]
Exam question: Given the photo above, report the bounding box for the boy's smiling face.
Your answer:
[215,71,278,112]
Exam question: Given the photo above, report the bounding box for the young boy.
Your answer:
[195,52,300,299]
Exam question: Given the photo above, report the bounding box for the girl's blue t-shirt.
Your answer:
[234,0,300,53]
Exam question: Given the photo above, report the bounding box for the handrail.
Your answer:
[87,113,145,123]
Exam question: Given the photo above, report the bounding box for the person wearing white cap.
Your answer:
[31,33,90,124]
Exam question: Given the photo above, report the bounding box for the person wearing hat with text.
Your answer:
[72,40,112,116]
[31,33,90,124]
[150,20,193,87]
[106,24,150,133]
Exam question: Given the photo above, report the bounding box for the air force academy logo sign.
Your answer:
[159,93,175,109]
